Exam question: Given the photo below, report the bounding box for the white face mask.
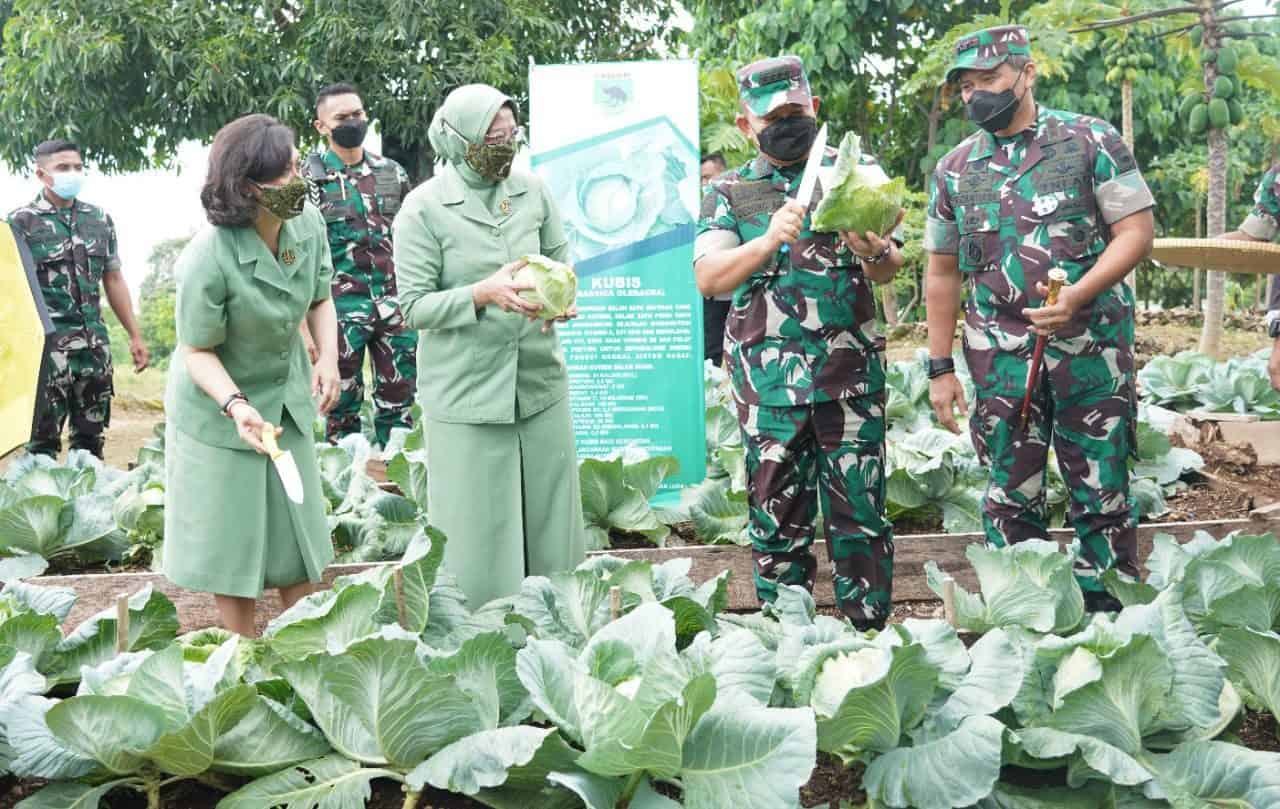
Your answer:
[48,170,86,199]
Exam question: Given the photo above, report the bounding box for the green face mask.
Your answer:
[465,141,518,182]
[254,176,308,220]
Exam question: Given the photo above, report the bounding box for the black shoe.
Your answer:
[1083,591,1123,614]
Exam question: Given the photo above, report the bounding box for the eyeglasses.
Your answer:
[484,125,525,146]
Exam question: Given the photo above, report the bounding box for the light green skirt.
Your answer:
[426,396,586,607]
[162,411,333,598]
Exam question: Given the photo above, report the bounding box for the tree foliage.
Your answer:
[0,0,676,179]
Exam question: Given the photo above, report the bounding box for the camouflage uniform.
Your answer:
[696,56,895,627]
[7,193,121,458]
[303,149,417,446]
[1238,164,1280,315]
[926,26,1157,589]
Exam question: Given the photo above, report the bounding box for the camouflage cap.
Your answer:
[946,25,1032,83]
[736,56,813,117]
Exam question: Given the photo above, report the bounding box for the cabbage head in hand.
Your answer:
[811,132,906,237]
[515,255,578,320]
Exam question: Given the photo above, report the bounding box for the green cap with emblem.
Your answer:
[945,25,1032,83]
[737,55,813,117]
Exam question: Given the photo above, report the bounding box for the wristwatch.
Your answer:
[925,357,956,379]
[860,243,893,265]
[1267,311,1280,339]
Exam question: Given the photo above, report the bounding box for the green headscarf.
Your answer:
[429,84,518,190]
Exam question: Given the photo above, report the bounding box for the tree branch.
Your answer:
[1067,4,1201,33]
[1217,13,1280,23]
[1224,30,1276,37]
[1152,22,1199,38]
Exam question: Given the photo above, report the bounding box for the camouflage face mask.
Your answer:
[254,176,308,220]
[464,140,518,181]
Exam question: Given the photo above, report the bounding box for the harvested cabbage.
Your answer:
[515,254,578,320]
[810,132,906,237]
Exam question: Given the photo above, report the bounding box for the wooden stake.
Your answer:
[609,586,622,621]
[115,593,130,654]
[941,576,957,627]
[394,569,408,630]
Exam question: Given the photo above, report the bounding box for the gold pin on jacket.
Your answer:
[281,248,296,266]
[500,199,512,216]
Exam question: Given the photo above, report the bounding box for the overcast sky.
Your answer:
[1,0,1270,299]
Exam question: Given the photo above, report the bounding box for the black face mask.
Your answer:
[331,120,368,149]
[756,115,818,163]
[966,67,1027,134]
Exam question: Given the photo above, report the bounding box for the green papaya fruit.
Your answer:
[1227,99,1244,126]
[1214,76,1234,99]
[1191,26,1204,47]
[1126,68,1139,81]
[1208,98,1230,129]
[1179,93,1202,124]
[1106,67,1121,83]
[1141,53,1155,67]
[1217,47,1237,74]
[1202,46,1218,63]
[1189,103,1209,134]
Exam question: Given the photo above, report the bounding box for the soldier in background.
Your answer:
[7,139,149,459]
[699,152,731,365]
[302,82,416,447]
[1221,163,1280,391]
[695,56,904,631]
[924,26,1156,610]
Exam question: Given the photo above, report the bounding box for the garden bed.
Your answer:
[35,515,1275,636]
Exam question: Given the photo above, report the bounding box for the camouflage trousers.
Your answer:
[738,394,894,628]
[968,356,1139,592]
[28,341,113,459]
[328,293,417,447]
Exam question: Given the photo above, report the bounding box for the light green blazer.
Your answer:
[166,205,332,450]
[393,163,571,424]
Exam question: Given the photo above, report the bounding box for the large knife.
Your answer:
[261,423,305,504]
[780,122,829,257]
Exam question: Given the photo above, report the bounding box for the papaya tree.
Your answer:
[1071,1,1280,357]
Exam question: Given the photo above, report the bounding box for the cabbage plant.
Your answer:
[925,540,1086,635]
[3,637,329,809]
[0,452,132,568]
[810,132,906,237]
[515,254,577,320]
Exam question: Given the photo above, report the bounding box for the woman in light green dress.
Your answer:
[393,84,586,607]
[163,114,340,636]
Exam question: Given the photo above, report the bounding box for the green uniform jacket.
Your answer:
[166,206,333,449]
[393,162,570,424]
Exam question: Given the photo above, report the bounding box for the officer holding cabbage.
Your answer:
[923,26,1156,610]
[695,56,904,631]
[393,83,585,607]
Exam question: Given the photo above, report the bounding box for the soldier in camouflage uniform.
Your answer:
[923,26,1157,609]
[302,82,416,446]
[7,139,149,459]
[1222,163,1280,391]
[695,57,905,630]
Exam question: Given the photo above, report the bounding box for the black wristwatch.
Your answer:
[926,357,956,379]
[1268,314,1280,339]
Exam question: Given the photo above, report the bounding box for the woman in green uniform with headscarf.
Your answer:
[164,114,340,636]
[393,84,585,607]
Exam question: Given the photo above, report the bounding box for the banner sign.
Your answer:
[529,60,705,490]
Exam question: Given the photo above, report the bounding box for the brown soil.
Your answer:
[0,777,487,809]
[1237,710,1280,753]
[1162,479,1257,523]
[800,755,865,807]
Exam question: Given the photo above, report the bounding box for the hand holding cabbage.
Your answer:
[473,255,579,328]
[810,132,906,242]
[515,254,579,331]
